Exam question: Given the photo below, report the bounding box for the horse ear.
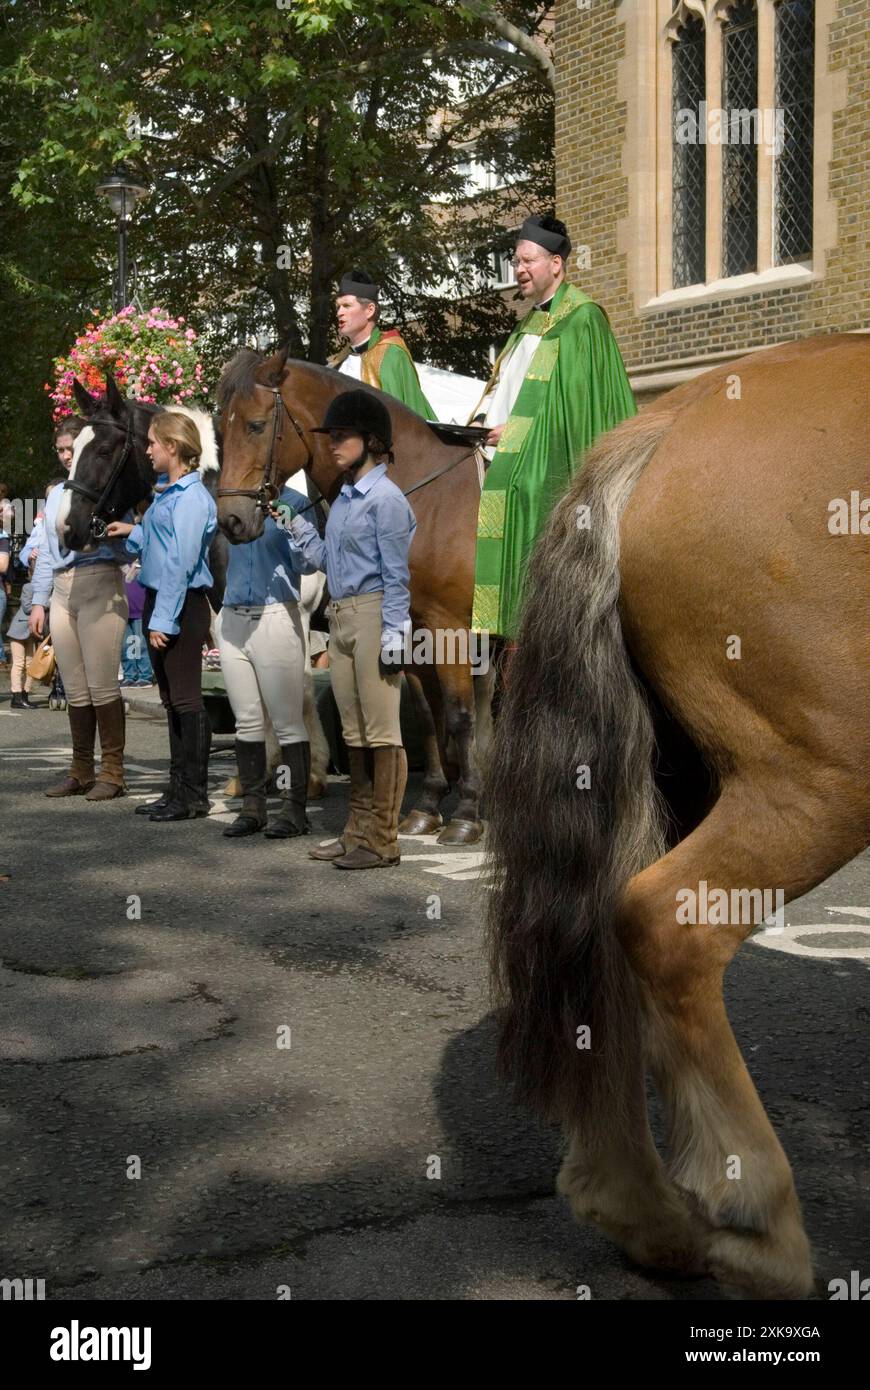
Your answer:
[104,374,127,417]
[258,345,290,389]
[73,379,98,417]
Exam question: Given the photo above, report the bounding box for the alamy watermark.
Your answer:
[675,102,785,156]
[676,880,785,929]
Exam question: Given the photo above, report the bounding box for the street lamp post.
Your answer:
[95,166,150,312]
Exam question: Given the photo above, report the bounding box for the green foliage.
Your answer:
[1,0,554,489]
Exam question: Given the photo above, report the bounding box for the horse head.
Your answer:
[215,346,344,544]
[58,376,157,550]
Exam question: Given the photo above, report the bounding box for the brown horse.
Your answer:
[215,348,490,844]
[485,333,870,1298]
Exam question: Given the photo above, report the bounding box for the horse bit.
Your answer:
[62,409,137,541]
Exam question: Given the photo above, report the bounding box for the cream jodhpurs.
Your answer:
[49,564,127,708]
[328,591,402,748]
[217,601,307,743]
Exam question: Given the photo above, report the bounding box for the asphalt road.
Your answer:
[1,691,868,1301]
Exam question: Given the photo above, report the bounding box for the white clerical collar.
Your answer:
[350,338,371,356]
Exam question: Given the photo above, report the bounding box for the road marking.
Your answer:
[750,907,870,963]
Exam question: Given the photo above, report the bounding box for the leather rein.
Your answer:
[215,383,479,519]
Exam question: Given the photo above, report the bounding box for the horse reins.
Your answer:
[216,383,479,519]
[216,386,313,512]
[63,409,137,541]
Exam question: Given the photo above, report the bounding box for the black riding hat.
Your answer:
[311,390,393,452]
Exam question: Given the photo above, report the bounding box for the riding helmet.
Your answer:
[311,390,393,451]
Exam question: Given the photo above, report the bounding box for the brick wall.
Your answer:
[555,0,870,378]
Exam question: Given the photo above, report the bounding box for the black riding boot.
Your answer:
[223,740,268,838]
[137,708,184,815]
[150,710,211,822]
[264,740,310,839]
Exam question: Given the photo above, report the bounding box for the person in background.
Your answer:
[107,412,217,823]
[53,417,86,477]
[120,561,153,688]
[285,390,416,871]
[0,492,11,670]
[30,475,129,799]
[218,480,316,840]
[7,554,38,709]
[20,477,66,571]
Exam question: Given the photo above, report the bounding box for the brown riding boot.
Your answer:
[334,745,407,870]
[45,704,97,796]
[85,698,127,800]
[308,745,373,860]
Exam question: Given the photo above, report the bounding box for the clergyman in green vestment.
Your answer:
[471,216,636,638]
[331,268,433,418]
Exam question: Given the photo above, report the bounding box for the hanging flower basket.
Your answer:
[47,305,207,421]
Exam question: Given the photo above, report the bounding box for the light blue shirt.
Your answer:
[289,464,416,639]
[19,517,44,569]
[31,482,127,607]
[125,471,217,635]
[224,485,316,607]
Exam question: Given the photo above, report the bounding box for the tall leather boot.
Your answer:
[150,709,211,822]
[136,708,184,815]
[45,704,97,796]
[85,698,127,800]
[224,740,268,838]
[264,741,310,839]
[308,745,372,861]
[334,746,407,870]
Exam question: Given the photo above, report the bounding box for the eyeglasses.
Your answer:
[510,254,551,270]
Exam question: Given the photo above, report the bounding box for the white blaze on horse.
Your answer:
[485,334,870,1299]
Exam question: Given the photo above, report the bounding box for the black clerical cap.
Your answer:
[338,268,380,302]
[517,215,572,259]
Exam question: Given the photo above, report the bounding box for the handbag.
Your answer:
[27,635,57,684]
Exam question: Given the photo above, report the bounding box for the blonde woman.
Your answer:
[108,412,217,822]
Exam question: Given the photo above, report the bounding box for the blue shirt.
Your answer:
[19,517,44,569]
[31,483,127,607]
[224,486,316,607]
[125,471,217,635]
[290,464,416,639]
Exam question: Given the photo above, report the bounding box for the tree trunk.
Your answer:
[244,102,304,355]
[307,110,335,365]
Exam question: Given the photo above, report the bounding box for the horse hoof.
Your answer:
[437,818,484,846]
[398,809,443,835]
[307,777,327,799]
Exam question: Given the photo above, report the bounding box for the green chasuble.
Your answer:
[334,325,434,418]
[472,282,636,638]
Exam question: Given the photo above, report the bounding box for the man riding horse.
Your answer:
[471,214,637,640]
[331,268,434,418]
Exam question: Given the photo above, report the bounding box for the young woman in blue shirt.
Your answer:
[216,481,316,840]
[108,412,217,822]
[285,390,416,870]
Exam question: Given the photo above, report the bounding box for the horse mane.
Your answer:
[217,349,264,408]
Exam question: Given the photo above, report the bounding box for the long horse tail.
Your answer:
[485,409,675,1126]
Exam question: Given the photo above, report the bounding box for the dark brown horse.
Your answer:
[215,348,490,844]
[485,334,870,1298]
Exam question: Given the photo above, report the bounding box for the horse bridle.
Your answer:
[216,382,478,517]
[62,409,138,541]
[217,385,313,512]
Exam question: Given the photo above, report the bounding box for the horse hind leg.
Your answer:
[557,1055,709,1279]
[621,771,867,1299]
[398,669,449,835]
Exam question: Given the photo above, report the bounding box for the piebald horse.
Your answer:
[485,334,870,1298]
[215,347,491,845]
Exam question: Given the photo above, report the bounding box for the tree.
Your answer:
[3,0,554,487]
